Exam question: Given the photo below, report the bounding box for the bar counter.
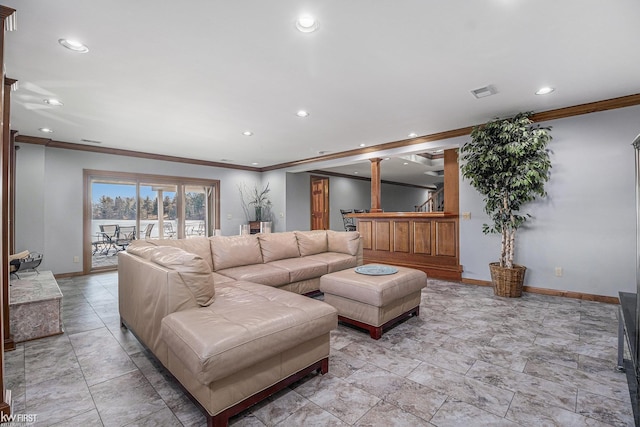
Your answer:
[349,211,462,281]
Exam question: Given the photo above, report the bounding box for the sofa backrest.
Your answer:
[327,230,360,256]
[295,230,328,256]
[128,230,363,272]
[148,246,217,307]
[135,237,214,271]
[209,234,263,271]
[258,232,300,263]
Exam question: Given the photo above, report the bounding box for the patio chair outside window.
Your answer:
[115,226,136,252]
[96,224,119,255]
[163,222,176,239]
[141,223,154,239]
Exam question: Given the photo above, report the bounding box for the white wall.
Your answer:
[460,105,640,297]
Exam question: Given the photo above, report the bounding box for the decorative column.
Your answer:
[0,5,16,420]
[369,158,383,213]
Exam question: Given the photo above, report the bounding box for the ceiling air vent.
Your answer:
[81,138,102,144]
[470,85,497,99]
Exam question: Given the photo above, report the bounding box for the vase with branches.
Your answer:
[238,182,272,222]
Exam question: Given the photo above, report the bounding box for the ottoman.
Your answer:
[320,265,427,339]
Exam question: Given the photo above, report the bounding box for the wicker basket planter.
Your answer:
[489,263,526,298]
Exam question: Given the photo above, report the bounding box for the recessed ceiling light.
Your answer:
[44,98,63,106]
[354,171,359,174]
[403,162,409,165]
[39,127,53,133]
[296,15,319,33]
[251,162,259,166]
[296,110,309,118]
[242,131,253,136]
[408,133,418,138]
[383,157,390,161]
[58,38,89,53]
[359,143,366,147]
[535,86,555,95]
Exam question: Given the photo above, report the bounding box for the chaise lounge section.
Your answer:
[117,230,362,426]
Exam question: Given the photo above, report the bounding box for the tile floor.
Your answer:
[4,272,634,426]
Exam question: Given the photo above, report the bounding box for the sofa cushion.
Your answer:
[267,257,328,283]
[143,237,214,271]
[304,252,358,273]
[149,246,216,307]
[160,281,337,385]
[327,230,360,256]
[210,235,263,271]
[295,230,328,256]
[126,241,158,259]
[258,232,300,263]
[216,264,290,287]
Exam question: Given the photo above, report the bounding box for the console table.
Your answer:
[9,271,63,342]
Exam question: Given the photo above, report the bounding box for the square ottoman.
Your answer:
[320,265,427,339]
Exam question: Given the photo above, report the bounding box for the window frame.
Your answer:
[83,169,220,273]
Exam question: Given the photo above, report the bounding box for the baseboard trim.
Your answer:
[53,271,86,279]
[460,278,619,304]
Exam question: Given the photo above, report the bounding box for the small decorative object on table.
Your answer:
[355,265,398,275]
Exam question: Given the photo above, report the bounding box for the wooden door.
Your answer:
[310,176,329,230]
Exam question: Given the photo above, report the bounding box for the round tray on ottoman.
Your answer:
[320,264,427,339]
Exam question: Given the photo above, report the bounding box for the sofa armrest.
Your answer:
[118,251,201,364]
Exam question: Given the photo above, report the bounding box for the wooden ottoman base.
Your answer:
[338,306,420,340]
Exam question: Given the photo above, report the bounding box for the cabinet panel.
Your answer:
[375,221,391,251]
[413,221,432,255]
[393,221,410,253]
[358,220,373,250]
[435,220,457,257]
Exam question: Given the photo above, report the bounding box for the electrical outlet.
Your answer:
[226,214,232,220]
[73,256,80,263]
[462,212,471,220]
[279,212,284,218]
[554,267,563,277]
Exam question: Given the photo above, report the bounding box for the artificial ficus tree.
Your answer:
[460,112,552,269]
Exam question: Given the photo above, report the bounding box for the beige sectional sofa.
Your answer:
[118,230,362,427]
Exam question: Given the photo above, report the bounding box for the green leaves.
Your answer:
[460,112,552,266]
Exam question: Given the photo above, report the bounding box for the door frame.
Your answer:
[310,175,330,230]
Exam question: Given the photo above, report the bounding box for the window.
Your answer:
[84,170,219,273]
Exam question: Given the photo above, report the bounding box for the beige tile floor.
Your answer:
[4,271,634,426]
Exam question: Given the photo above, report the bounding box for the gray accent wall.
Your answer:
[284,172,430,231]
[460,105,640,297]
[13,104,640,298]
[14,145,262,274]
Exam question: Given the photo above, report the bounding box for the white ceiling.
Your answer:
[3,0,640,185]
